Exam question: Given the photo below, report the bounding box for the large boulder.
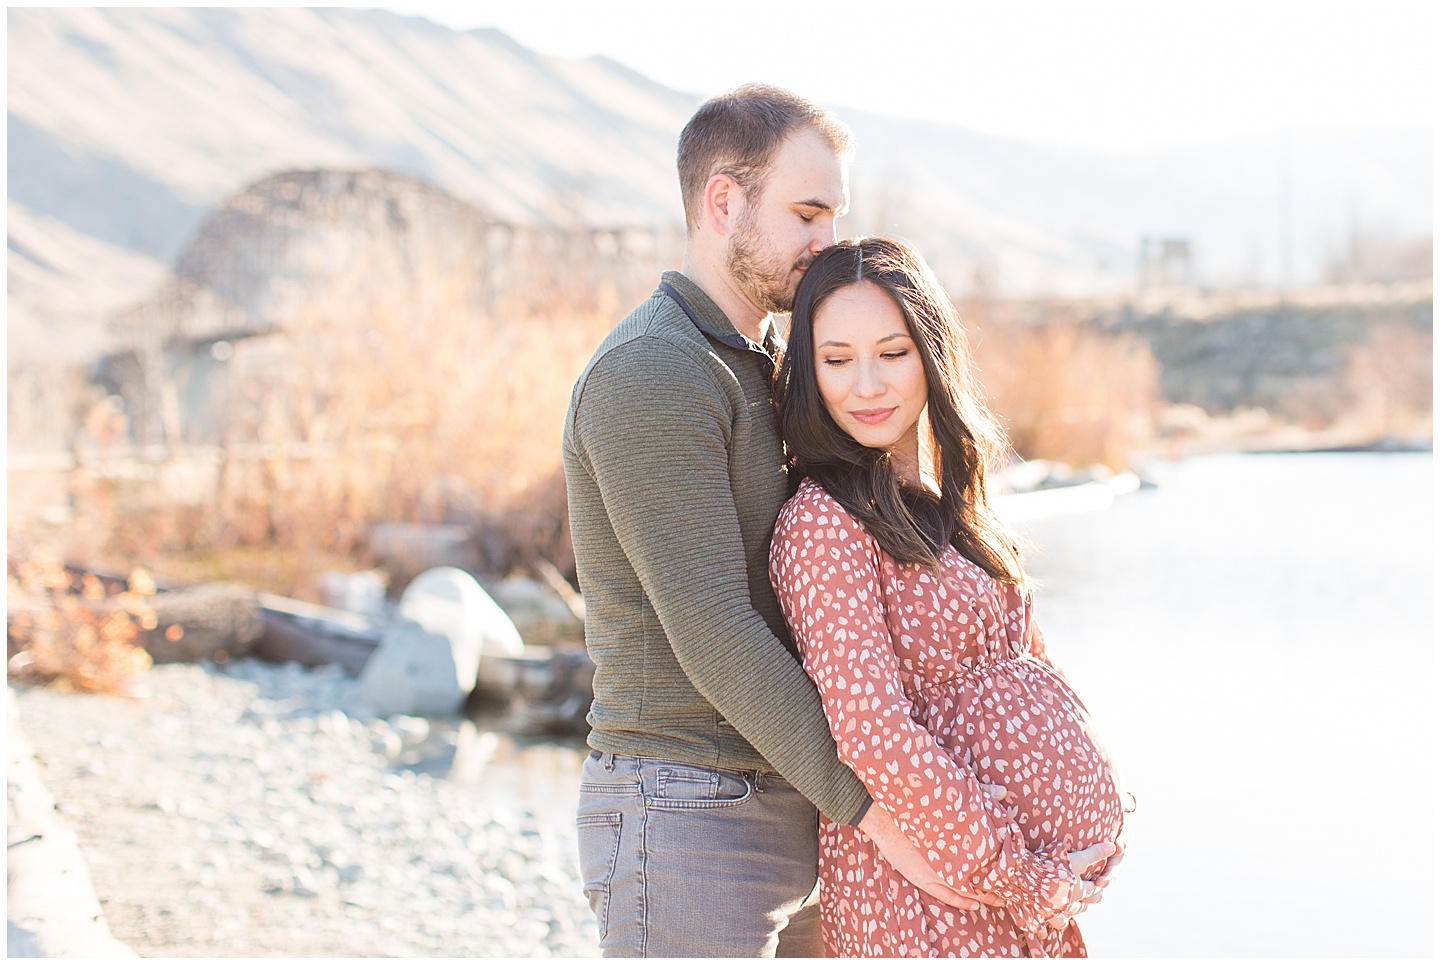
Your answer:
[485,576,584,648]
[358,567,522,717]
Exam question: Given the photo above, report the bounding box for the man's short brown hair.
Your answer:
[677,83,854,231]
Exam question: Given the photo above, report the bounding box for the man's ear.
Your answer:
[703,173,740,237]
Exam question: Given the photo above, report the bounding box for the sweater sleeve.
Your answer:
[570,337,869,825]
[768,488,1076,936]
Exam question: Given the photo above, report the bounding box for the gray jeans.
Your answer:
[575,751,823,958]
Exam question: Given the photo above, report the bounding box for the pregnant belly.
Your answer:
[921,659,1126,850]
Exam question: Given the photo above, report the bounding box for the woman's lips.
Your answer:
[850,407,897,425]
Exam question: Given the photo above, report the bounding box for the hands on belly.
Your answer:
[856,783,1011,911]
[1044,834,1126,934]
[857,778,1125,929]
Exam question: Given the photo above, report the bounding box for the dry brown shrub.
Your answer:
[967,303,1160,469]
[1340,321,1434,440]
[7,545,156,694]
[204,241,633,592]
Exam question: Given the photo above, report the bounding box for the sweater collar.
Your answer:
[659,270,783,359]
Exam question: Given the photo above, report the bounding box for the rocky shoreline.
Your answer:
[8,659,599,957]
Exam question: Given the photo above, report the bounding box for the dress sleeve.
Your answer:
[769,490,1076,936]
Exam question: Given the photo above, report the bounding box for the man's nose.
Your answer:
[809,216,836,252]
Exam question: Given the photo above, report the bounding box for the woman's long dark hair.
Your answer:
[774,237,1026,585]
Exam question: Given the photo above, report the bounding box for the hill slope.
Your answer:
[7,7,1430,362]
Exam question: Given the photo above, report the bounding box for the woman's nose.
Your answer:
[854,360,885,398]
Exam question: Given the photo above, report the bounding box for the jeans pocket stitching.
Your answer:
[644,772,754,810]
[575,811,622,942]
[579,782,642,795]
[655,766,718,801]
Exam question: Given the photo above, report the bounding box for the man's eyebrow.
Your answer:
[795,198,838,212]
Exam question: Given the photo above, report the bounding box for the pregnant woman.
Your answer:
[769,237,1130,957]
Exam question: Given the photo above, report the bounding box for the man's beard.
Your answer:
[725,206,809,315]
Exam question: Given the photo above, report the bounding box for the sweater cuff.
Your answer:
[848,796,873,828]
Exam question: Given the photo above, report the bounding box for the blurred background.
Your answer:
[6,2,1433,957]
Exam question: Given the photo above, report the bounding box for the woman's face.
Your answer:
[811,281,928,476]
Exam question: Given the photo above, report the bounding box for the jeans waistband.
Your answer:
[588,749,787,782]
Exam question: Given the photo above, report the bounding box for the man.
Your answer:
[562,84,994,958]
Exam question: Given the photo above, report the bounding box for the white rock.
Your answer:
[388,715,430,746]
[359,567,523,717]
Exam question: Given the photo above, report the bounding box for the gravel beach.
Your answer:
[10,659,600,957]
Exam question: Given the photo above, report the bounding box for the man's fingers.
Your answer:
[916,880,1006,912]
[981,782,1007,802]
[916,883,981,911]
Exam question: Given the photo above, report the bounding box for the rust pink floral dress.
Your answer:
[770,479,1128,958]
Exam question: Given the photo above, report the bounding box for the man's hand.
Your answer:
[855,785,1009,913]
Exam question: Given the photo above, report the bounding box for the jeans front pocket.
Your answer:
[644,762,753,810]
[575,811,622,941]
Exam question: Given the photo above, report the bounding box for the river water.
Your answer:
[471,451,1432,956]
[1014,451,1433,956]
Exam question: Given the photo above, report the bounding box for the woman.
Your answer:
[769,237,1129,957]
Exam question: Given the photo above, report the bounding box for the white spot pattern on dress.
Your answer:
[770,480,1128,958]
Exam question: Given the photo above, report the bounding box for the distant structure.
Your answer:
[1138,236,1195,289]
[99,169,682,448]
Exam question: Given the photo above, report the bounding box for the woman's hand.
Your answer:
[1044,839,1122,934]
[1090,832,1126,892]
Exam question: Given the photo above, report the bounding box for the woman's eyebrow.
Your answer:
[816,333,910,349]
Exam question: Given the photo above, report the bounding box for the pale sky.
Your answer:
[372,0,1436,149]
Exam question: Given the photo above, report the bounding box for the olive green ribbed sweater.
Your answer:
[562,271,870,826]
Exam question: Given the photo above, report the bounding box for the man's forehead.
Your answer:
[769,133,849,208]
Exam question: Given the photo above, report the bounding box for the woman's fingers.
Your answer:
[1093,835,1126,888]
[1067,841,1117,879]
[1047,846,1116,933]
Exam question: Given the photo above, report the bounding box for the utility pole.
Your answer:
[1278,128,1294,298]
